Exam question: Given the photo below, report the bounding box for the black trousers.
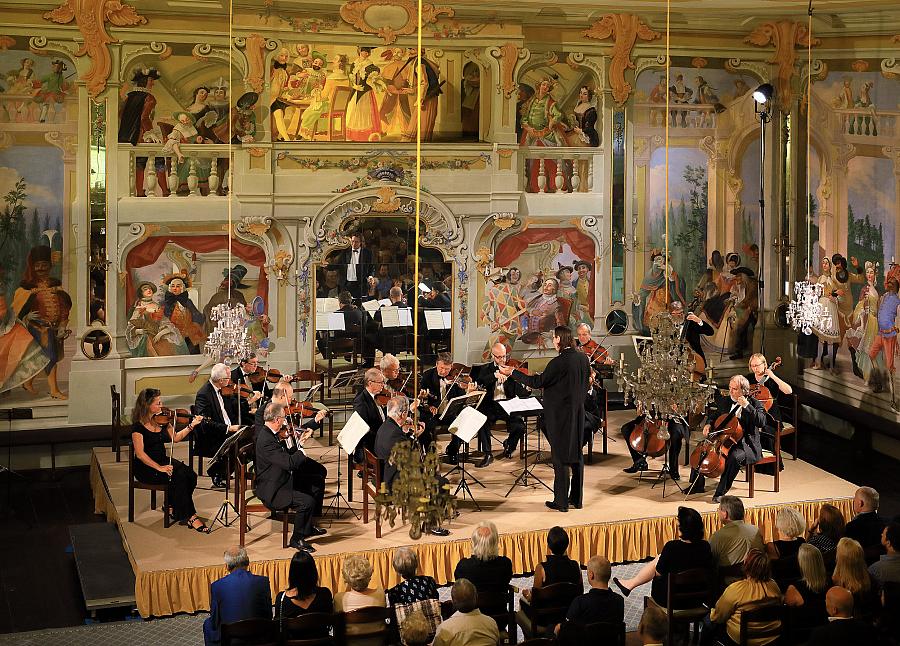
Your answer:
[690,445,750,497]
[446,402,510,456]
[137,459,197,522]
[621,417,686,476]
[552,453,584,508]
[283,490,315,540]
[294,457,327,517]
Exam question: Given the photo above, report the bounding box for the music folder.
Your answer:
[439,390,486,421]
[498,397,543,415]
[449,407,487,444]
[209,425,250,465]
[337,411,371,455]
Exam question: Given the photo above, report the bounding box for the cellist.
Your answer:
[688,375,766,502]
[620,402,689,481]
[745,353,792,471]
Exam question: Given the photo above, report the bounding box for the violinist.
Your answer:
[575,323,615,367]
[254,402,325,552]
[230,354,268,420]
[380,354,404,394]
[371,287,410,361]
[131,388,207,532]
[468,342,528,467]
[745,353,791,470]
[583,368,604,446]
[420,353,466,458]
[351,368,387,464]
[374,395,450,536]
[690,375,766,502]
[194,362,243,488]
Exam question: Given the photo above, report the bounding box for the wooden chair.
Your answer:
[645,567,714,644]
[128,450,170,527]
[316,86,351,142]
[220,618,279,646]
[730,600,786,646]
[324,326,361,396]
[343,606,394,645]
[187,404,206,477]
[282,612,345,646]
[558,620,626,646]
[111,385,128,462]
[746,423,782,496]
[516,581,582,638]
[476,585,516,645]
[362,448,384,537]
[778,392,800,459]
[237,444,289,548]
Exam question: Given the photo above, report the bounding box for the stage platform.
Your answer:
[90,410,857,618]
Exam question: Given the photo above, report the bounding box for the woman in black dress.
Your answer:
[275,551,334,638]
[131,388,206,531]
[784,543,830,640]
[571,86,599,147]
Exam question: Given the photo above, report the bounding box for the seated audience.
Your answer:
[832,536,880,618]
[807,585,878,645]
[613,506,712,606]
[709,496,765,585]
[784,543,831,640]
[334,554,387,637]
[454,521,514,592]
[638,604,668,646]
[203,546,272,646]
[869,522,900,586]
[808,503,845,562]
[400,610,433,646]
[387,547,439,605]
[766,507,807,560]
[274,551,334,638]
[845,486,886,556]
[556,555,624,637]
[432,579,499,646]
[707,549,782,646]
[522,526,583,603]
[877,581,900,646]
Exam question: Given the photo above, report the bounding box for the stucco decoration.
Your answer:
[235,34,278,94]
[744,20,819,112]
[489,42,529,99]
[43,0,148,98]
[339,0,454,45]
[582,14,661,106]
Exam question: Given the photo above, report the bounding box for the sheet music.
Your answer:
[424,310,446,330]
[442,311,452,329]
[498,397,543,414]
[316,297,339,314]
[337,411,371,454]
[361,299,381,314]
[325,311,345,331]
[332,369,360,388]
[398,307,412,327]
[298,383,321,402]
[449,407,487,444]
[380,306,401,328]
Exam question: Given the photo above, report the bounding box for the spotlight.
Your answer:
[752,83,775,104]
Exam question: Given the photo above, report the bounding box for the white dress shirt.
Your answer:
[212,383,233,426]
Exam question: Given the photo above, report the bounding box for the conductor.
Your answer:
[498,326,590,512]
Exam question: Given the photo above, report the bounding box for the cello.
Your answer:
[689,409,744,478]
[748,356,782,411]
[628,415,670,458]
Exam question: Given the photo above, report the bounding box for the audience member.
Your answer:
[832,536,880,618]
[454,521,514,592]
[400,610,432,646]
[202,547,272,646]
[877,581,900,646]
[556,555,624,637]
[807,586,878,645]
[334,554,386,637]
[709,496,765,585]
[387,547,439,605]
[808,503,845,561]
[845,486,886,555]
[766,507,807,559]
[432,579,499,646]
[613,506,712,606]
[869,522,900,585]
[784,543,831,640]
[638,604,668,645]
[707,549,782,646]
[522,526,583,603]
[274,551,334,639]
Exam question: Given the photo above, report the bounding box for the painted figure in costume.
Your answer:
[0,293,49,394]
[728,267,758,361]
[668,73,692,127]
[572,260,594,327]
[346,46,384,142]
[649,75,667,126]
[556,265,576,300]
[206,82,230,143]
[632,250,687,335]
[520,78,565,192]
[118,68,162,197]
[520,278,569,346]
[299,54,349,140]
[33,59,69,123]
[869,277,900,408]
[481,268,526,358]
[286,51,327,137]
[460,61,480,139]
[231,92,259,144]
[846,261,881,383]
[401,50,442,142]
[379,48,415,135]
[13,245,72,399]
[161,111,202,163]
[569,86,599,147]
[162,272,206,354]
[832,254,865,375]
[126,281,189,357]
[4,58,36,121]
[810,256,842,371]
[270,47,293,141]
[202,265,249,334]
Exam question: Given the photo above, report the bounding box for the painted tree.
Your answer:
[0,178,27,294]
[672,164,708,291]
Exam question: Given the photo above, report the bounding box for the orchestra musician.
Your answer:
[575,323,614,367]
[745,353,792,471]
[351,368,387,463]
[467,342,529,467]
[230,354,267,421]
[420,352,466,458]
[620,405,689,481]
[131,388,207,532]
[498,326,590,512]
[369,287,410,362]
[670,301,714,375]
[254,402,326,552]
[335,232,373,298]
[583,369,604,447]
[320,291,369,365]
[688,375,766,502]
[194,362,242,488]
[374,395,450,536]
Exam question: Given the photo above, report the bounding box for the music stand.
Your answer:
[500,399,551,497]
[326,413,367,520]
[208,427,250,530]
[440,391,486,483]
[446,407,487,510]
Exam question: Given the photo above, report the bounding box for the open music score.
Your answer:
[498,397,543,414]
[337,411,370,455]
[449,407,488,444]
[380,306,413,328]
[316,297,339,314]
[362,298,392,317]
[423,310,453,330]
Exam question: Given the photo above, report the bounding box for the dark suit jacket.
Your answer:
[254,423,309,509]
[374,418,410,489]
[352,388,385,448]
[807,617,878,646]
[845,511,886,551]
[706,390,767,464]
[202,568,272,645]
[683,317,714,360]
[470,361,528,410]
[419,367,465,411]
[194,381,240,456]
[336,247,373,291]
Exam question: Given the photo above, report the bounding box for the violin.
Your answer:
[220,382,257,400]
[628,416,670,458]
[448,363,473,388]
[151,407,207,430]
[689,411,744,478]
[578,339,610,366]
[505,358,530,376]
[286,400,330,419]
[748,357,782,411]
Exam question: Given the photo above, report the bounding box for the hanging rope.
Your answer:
[413,0,424,397]
[664,0,671,305]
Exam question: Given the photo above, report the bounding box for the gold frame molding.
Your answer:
[339,0,454,45]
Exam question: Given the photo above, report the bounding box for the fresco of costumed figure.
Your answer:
[161,271,206,354]
[345,46,384,142]
[632,250,687,335]
[126,281,189,357]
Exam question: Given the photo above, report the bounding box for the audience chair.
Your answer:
[237,444,289,548]
[558,620,626,646]
[111,385,128,462]
[516,581,582,638]
[362,448,385,537]
[771,555,801,591]
[476,585,516,645]
[746,423,782,496]
[127,447,170,527]
[645,567,714,644]
[726,600,786,646]
[777,392,800,459]
[220,618,279,646]
[343,606,394,645]
[282,612,346,646]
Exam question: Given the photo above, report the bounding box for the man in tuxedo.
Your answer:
[418,352,465,454]
[194,362,242,487]
[621,407,689,481]
[254,402,325,552]
[336,233,373,298]
[203,546,271,645]
[583,369,604,447]
[351,367,387,463]
[230,354,266,423]
[670,301,714,374]
[687,374,766,502]
[807,586,877,645]
[465,342,528,467]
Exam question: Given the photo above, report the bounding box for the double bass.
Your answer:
[689,409,743,478]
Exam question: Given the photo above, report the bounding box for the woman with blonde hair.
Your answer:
[784,544,830,639]
[833,536,880,617]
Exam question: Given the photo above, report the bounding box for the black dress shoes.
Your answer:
[545,501,568,512]
[310,526,327,536]
[568,498,583,510]
[477,453,494,468]
[670,471,681,481]
[623,460,648,474]
[499,442,514,460]
[428,527,451,536]
[289,538,316,552]
[444,454,459,465]
[210,476,226,489]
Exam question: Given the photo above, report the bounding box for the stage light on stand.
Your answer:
[752,83,775,104]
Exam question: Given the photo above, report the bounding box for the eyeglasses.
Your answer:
[491,354,506,360]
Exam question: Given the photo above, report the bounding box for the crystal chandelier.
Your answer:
[786,280,829,335]
[615,313,715,421]
[205,303,254,361]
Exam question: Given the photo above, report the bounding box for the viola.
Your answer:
[505,358,530,376]
[286,401,329,419]
[689,412,744,478]
[628,416,669,458]
[748,356,782,411]
[152,407,207,430]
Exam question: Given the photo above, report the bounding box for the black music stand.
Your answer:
[441,392,486,485]
[505,408,551,497]
[208,427,250,530]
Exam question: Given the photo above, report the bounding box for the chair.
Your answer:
[516,582,582,638]
[717,563,745,596]
[343,606,394,645]
[324,325,361,396]
[476,585,516,645]
[237,444,289,548]
[362,448,385,538]
[318,86,351,142]
[746,421,782,496]
[558,620,626,646]
[645,567,714,644]
[777,392,800,459]
[111,385,128,462]
[220,618,279,646]
[187,404,206,477]
[127,449,170,527]
[282,612,345,646]
[771,555,801,591]
[734,600,786,646]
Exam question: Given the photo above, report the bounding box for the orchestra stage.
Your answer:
[90,410,857,618]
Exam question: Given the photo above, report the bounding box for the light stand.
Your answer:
[753,83,775,355]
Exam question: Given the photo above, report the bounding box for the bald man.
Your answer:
[807,586,877,645]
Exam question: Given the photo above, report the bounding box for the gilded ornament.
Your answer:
[583,14,661,107]
[744,21,819,112]
[371,186,402,212]
[339,0,454,45]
